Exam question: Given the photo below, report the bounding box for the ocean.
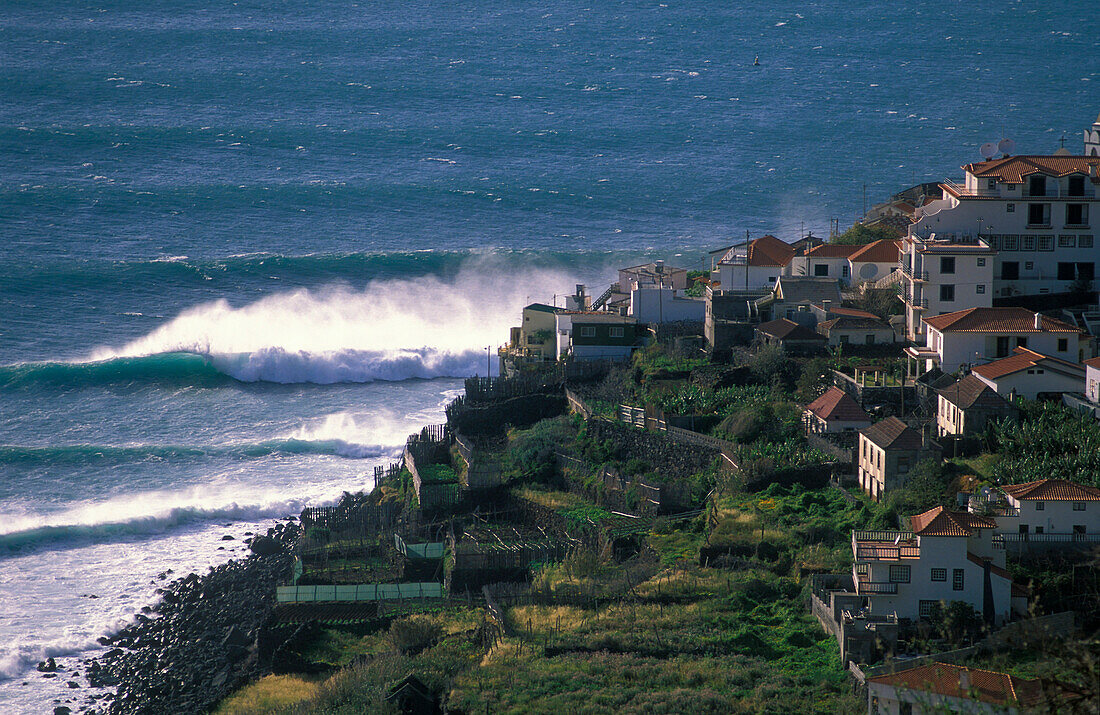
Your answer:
[1,0,1096,710]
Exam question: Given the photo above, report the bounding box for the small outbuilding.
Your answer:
[803,387,873,435]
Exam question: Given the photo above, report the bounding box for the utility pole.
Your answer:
[487,345,492,378]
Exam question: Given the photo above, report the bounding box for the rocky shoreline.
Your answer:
[47,519,302,715]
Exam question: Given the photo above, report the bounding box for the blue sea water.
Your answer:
[1,0,1097,710]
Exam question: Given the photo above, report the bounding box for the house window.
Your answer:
[1073,502,1086,511]
[1066,204,1088,226]
[609,327,624,338]
[1029,175,1046,197]
[952,569,965,591]
[840,335,850,344]
[1016,337,1027,349]
[1059,234,1077,248]
[1069,176,1086,196]
[1028,203,1050,226]
[1022,236,1036,251]
[842,265,850,277]
[814,264,829,277]
[940,257,956,274]
[1003,235,1019,251]
[1058,338,1069,352]
[889,565,911,583]
[1081,235,1094,248]
[931,568,947,582]
[1038,236,1054,251]
[1035,501,1045,511]
[580,327,596,337]
[1078,263,1096,281]
[977,257,986,266]
[940,285,955,302]
[1007,203,1015,213]
[1001,262,1019,280]
[918,600,937,619]
[976,285,986,294]
[865,334,875,345]
[987,179,996,190]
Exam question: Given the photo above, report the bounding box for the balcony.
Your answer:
[1000,532,1100,543]
[856,580,899,595]
[853,531,920,560]
[901,264,929,282]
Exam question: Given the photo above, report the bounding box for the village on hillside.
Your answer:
[210,115,1100,714]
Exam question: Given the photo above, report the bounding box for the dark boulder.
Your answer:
[248,535,284,556]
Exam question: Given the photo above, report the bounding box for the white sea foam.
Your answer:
[288,410,413,459]
[87,257,576,385]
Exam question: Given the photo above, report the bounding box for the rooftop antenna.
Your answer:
[997,138,1015,157]
[980,142,997,161]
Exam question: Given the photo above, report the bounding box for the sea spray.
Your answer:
[79,256,580,383]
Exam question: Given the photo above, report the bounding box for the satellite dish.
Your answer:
[997,138,1015,155]
[980,142,997,160]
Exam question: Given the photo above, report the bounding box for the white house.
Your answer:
[866,662,1055,715]
[970,347,1086,400]
[803,386,872,435]
[715,234,795,291]
[848,239,902,284]
[618,261,688,292]
[900,235,996,342]
[851,506,1024,625]
[816,315,895,347]
[1085,356,1100,403]
[905,307,1086,374]
[909,152,1100,301]
[1086,110,1100,157]
[971,479,1100,538]
[629,284,704,323]
[790,243,858,284]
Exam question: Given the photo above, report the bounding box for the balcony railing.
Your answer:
[855,545,921,560]
[901,265,929,282]
[857,581,899,594]
[1000,532,1100,543]
[854,530,915,542]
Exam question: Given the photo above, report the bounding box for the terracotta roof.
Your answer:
[805,387,872,422]
[849,239,902,263]
[923,307,1081,334]
[860,416,923,451]
[971,347,1084,381]
[756,318,825,342]
[1083,356,1100,369]
[817,315,890,333]
[746,235,796,267]
[813,304,879,319]
[806,244,861,258]
[962,155,1100,184]
[937,374,1010,410]
[1000,479,1100,502]
[868,662,1048,707]
[965,552,1014,581]
[909,506,997,537]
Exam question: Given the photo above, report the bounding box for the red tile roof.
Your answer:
[868,662,1049,707]
[937,374,1010,410]
[806,244,861,258]
[805,387,872,422]
[812,304,879,319]
[1084,356,1100,369]
[1000,479,1100,502]
[909,506,996,537]
[923,307,1081,334]
[756,318,826,341]
[860,416,923,450]
[970,347,1084,380]
[849,239,902,263]
[963,155,1100,184]
[965,552,1014,581]
[746,234,797,267]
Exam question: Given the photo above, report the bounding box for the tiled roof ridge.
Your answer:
[1000,478,1100,501]
[923,307,1081,333]
[868,662,1046,706]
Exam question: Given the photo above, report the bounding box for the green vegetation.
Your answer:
[986,400,1100,487]
[829,222,901,245]
[417,462,460,484]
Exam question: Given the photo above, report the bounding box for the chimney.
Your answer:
[1034,311,1042,330]
[958,668,971,692]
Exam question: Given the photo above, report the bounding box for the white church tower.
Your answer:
[1086,110,1100,157]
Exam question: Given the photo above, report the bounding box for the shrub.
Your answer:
[384,616,442,656]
